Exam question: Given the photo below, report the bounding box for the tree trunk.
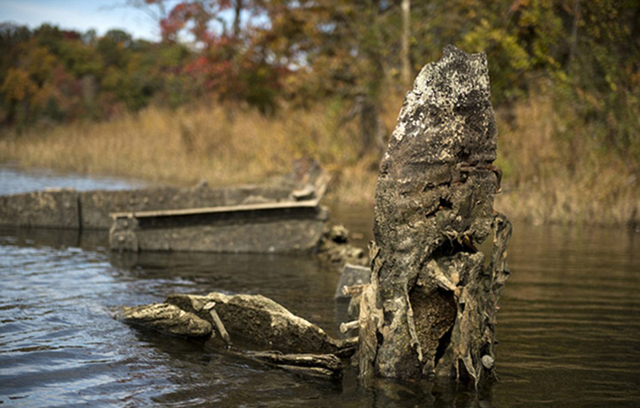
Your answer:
[358,95,385,158]
[569,0,581,66]
[401,0,411,88]
[357,5,387,159]
[357,46,511,385]
[233,0,244,40]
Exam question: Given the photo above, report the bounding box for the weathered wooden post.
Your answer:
[357,45,512,384]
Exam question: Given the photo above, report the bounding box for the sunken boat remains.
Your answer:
[119,46,512,386]
[0,163,332,253]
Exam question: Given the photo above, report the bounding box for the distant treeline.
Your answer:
[0,24,196,125]
[1,0,639,158]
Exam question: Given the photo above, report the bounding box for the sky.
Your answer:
[0,0,161,40]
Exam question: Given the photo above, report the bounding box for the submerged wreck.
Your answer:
[108,167,330,253]
[0,163,335,254]
[120,46,511,386]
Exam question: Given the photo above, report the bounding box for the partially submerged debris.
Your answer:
[122,291,353,379]
[0,162,338,254]
[335,263,371,322]
[334,264,371,300]
[246,351,343,380]
[109,162,331,253]
[122,292,350,378]
[317,225,369,267]
[0,184,295,230]
[0,189,80,229]
[109,200,330,253]
[357,46,512,384]
[123,302,212,337]
[164,292,345,354]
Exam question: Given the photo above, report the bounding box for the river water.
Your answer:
[1,167,639,407]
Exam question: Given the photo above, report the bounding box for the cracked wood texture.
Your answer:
[358,45,512,384]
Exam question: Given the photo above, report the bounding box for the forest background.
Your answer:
[1,0,639,227]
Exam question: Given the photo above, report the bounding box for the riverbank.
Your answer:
[1,95,638,228]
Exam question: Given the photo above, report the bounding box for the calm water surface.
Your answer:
[1,168,639,407]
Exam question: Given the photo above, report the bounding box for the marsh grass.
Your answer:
[1,94,638,227]
[495,93,640,227]
[0,102,363,186]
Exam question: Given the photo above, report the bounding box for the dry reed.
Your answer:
[1,94,638,227]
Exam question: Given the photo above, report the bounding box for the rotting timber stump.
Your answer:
[357,45,512,384]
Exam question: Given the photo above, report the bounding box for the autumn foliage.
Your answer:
[1,1,639,226]
[1,0,639,163]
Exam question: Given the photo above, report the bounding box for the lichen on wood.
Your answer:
[122,292,352,356]
[357,45,512,384]
[122,291,353,379]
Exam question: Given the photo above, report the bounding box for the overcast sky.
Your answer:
[0,0,160,40]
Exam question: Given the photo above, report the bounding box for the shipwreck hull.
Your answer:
[109,202,329,253]
[0,189,81,229]
[0,185,294,230]
[1,164,331,254]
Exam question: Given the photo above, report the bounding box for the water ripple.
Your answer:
[1,170,640,407]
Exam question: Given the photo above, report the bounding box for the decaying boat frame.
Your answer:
[122,291,355,379]
[0,162,332,254]
[108,167,330,253]
[109,195,329,253]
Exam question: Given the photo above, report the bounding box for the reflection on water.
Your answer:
[110,250,343,334]
[493,224,640,408]
[0,164,148,195]
[1,169,639,407]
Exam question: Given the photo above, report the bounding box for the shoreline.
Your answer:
[1,98,638,229]
[1,160,638,232]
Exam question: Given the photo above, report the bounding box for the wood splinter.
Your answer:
[203,301,232,345]
[339,320,359,334]
[244,351,343,380]
[342,284,365,297]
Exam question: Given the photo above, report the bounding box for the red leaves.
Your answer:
[160,2,208,42]
[154,0,282,108]
[160,1,228,44]
[183,37,237,92]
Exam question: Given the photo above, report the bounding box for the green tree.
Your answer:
[256,0,408,156]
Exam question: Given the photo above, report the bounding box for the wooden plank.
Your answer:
[109,198,320,219]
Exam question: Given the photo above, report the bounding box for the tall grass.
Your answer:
[0,101,364,187]
[1,94,638,227]
[494,93,640,227]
